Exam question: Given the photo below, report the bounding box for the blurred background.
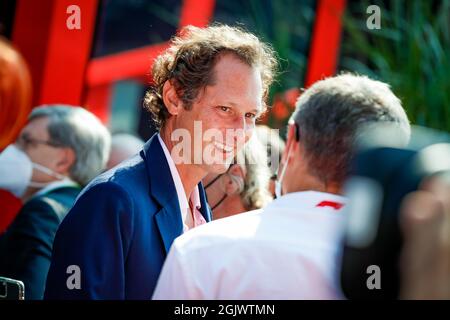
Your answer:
[0,0,449,148]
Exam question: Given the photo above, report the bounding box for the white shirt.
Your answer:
[152,191,347,300]
[158,134,201,233]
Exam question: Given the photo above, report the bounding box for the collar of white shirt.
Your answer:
[268,190,346,212]
[157,134,201,232]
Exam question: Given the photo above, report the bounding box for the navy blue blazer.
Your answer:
[44,134,212,299]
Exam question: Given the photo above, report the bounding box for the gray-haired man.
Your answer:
[0,105,111,299]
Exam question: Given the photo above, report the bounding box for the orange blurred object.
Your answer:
[0,38,31,232]
[0,37,32,151]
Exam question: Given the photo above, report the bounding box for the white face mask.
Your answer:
[0,144,67,197]
[275,144,293,199]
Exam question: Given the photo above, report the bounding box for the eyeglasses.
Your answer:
[16,133,63,149]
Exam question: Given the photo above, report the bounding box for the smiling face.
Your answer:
[167,53,264,176]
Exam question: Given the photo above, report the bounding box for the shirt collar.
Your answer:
[157,134,201,218]
[268,191,346,211]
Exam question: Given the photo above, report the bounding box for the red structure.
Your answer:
[305,0,346,88]
[10,0,345,128]
[12,0,216,124]
[1,0,346,231]
[12,0,98,107]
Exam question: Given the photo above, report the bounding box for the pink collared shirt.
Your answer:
[157,134,206,232]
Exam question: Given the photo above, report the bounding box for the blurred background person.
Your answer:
[106,133,144,170]
[255,125,285,197]
[203,136,272,220]
[0,37,32,233]
[0,105,111,299]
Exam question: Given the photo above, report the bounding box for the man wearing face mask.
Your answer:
[0,105,111,299]
[203,136,272,219]
[152,73,411,299]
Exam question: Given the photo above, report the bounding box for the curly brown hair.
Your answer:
[144,24,278,129]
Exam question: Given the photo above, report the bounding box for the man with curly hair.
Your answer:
[44,24,277,299]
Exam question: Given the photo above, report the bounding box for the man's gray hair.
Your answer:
[291,73,411,185]
[29,105,111,186]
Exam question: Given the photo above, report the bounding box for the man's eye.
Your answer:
[245,113,256,119]
[219,106,230,112]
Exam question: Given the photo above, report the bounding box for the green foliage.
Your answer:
[341,0,450,132]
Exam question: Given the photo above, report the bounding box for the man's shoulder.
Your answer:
[1,188,81,245]
[65,153,161,224]
[97,153,146,187]
[173,209,263,252]
[80,154,148,199]
[24,187,81,222]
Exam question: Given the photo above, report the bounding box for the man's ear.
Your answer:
[55,147,76,175]
[282,124,298,164]
[162,80,182,116]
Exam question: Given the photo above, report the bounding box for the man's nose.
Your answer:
[230,116,252,147]
[234,115,248,137]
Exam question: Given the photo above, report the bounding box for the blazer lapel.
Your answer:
[141,134,184,253]
[198,182,212,222]
[153,205,183,253]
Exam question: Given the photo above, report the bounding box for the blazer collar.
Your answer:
[140,134,212,253]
